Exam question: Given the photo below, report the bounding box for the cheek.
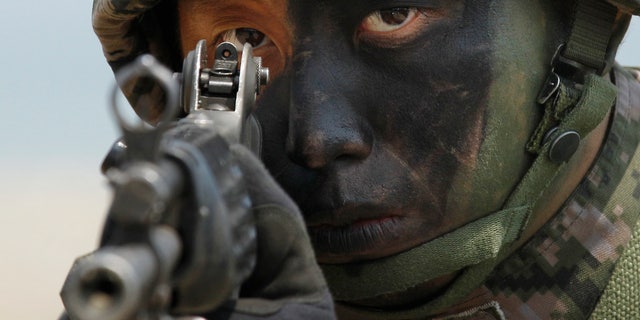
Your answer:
[446,0,553,219]
[358,26,494,229]
[370,45,492,162]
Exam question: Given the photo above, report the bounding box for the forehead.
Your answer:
[179,0,288,26]
[177,0,501,32]
[178,0,289,45]
[182,0,287,15]
[180,0,471,19]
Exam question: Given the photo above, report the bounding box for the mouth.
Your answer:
[305,205,410,263]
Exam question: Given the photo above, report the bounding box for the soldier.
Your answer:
[88,0,640,318]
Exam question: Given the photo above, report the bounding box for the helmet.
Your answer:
[92,0,181,122]
[609,0,640,14]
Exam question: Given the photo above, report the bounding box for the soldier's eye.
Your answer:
[357,7,435,47]
[220,28,272,49]
[361,8,419,32]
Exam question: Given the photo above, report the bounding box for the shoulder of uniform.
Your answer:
[617,65,640,83]
[628,67,640,82]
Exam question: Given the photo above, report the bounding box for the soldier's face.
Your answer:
[179,0,552,263]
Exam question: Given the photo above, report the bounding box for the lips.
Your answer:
[304,203,413,263]
[286,159,433,264]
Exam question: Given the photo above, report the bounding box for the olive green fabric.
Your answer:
[591,209,640,319]
[565,0,617,72]
[322,206,531,301]
[526,79,582,154]
[589,69,640,319]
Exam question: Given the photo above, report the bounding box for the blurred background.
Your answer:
[0,2,638,319]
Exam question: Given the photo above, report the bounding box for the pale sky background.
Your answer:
[0,2,638,319]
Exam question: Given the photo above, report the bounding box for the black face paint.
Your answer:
[256,0,494,264]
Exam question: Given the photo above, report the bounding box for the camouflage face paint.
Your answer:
[448,0,568,220]
[178,0,569,307]
[249,0,496,264]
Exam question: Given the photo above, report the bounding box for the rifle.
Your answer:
[60,40,269,320]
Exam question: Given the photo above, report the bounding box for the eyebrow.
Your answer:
[191,0,274,4]
[189,0,284,16]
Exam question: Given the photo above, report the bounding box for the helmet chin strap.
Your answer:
[321,1,619,318]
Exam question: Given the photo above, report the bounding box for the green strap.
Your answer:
[510,74,616,209]
[529,0,618,155]
[527,79,582,154]
[565,0,617,73]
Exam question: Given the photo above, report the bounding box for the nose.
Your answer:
[286,51,372,169]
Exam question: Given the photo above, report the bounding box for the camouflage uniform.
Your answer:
[438,67,640,319]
